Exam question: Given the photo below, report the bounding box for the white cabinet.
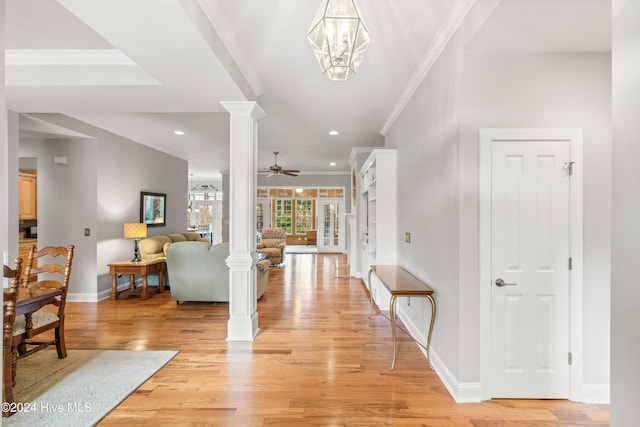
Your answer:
[359,149,397,304]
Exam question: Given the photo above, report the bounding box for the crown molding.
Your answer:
[5,49,135,66]
[379,0,476,136]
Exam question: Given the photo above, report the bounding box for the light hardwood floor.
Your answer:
[62,253,609,426]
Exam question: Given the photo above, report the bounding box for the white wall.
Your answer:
[611,0,640,423]
[1,0,7,268]
[384,42,611,396]
[22,114,188,300]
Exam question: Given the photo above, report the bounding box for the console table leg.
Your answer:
[390,294,398,370]
[426,295,436,370]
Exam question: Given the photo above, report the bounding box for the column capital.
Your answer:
[226,252,259,270]
[220,101,265,120]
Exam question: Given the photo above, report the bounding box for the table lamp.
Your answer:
[124,223,147,262]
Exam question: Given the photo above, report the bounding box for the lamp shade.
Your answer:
[307,0,370,81]
[123,223,147,240]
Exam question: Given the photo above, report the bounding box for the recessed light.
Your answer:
[330,162,336,167]
[329,130,338,136]
[174,130,185,135]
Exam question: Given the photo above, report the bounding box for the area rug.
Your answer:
[5,349,178,426]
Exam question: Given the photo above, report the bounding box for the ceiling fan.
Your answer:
[259,152,300,177]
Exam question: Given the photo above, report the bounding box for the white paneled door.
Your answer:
[317,200,344,253]
[490,140,571,398]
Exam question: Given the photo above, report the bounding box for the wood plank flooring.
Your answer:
[60,253,609,426]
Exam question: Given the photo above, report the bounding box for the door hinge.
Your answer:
[568,352,573,365]
[568,257,573,270]
[565,161,575,176]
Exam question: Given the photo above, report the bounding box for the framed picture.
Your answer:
[140,191,166,227]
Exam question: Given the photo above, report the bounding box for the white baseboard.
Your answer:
[68,282,132,302]
[67,292,100,302]
[396,306,606,404]
[428,348,482,402]
[396,307,482,403]
[582,384,610,404]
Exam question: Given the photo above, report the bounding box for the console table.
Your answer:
[368,265,436,370]
[108,259,166,301]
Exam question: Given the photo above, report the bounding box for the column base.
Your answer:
[227,311,259,341]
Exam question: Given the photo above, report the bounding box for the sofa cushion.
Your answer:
[183,232,204,241]
[140,232,212,260]
[260,238,284,249]
[138,236,171,260]
[261,228,286,240]
[168,233,188,242]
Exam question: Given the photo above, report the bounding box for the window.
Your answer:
[256,202,264,231]
[274,200,292,234]
[295,200,314,234]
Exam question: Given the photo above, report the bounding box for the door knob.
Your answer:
[495,278,517,287]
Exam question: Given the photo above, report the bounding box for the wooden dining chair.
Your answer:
[13,245,74,363]
[3,258,22,415]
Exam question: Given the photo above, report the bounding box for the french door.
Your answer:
[317,199,344,253]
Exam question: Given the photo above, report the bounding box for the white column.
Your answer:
[221,101,264,341]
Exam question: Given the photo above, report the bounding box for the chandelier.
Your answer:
[307,0,371,81]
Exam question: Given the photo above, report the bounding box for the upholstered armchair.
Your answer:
[257,228,286,265]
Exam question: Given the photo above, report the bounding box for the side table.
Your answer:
[108,259,166,301]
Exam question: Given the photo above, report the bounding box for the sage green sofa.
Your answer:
[166,241,271,303]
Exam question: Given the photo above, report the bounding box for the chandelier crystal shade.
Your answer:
[307,0,371,81]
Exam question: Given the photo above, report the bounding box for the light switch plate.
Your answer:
[405,232,411,243]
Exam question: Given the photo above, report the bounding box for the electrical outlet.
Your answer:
[84,228,91,236]
[407,296,411,307]
[405,232,411,243]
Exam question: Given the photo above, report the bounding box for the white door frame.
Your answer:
[479,128,584,401]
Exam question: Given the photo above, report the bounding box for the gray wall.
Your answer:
[460,51,612,385]
[385,40,611,389]
[611,0,640,424]
[386,35,462,378]
[21,114,188,300]
[19,137,98,301]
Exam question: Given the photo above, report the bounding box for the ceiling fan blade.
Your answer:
[282,171,299,177]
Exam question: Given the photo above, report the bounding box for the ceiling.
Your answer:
[4,0,610,179]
